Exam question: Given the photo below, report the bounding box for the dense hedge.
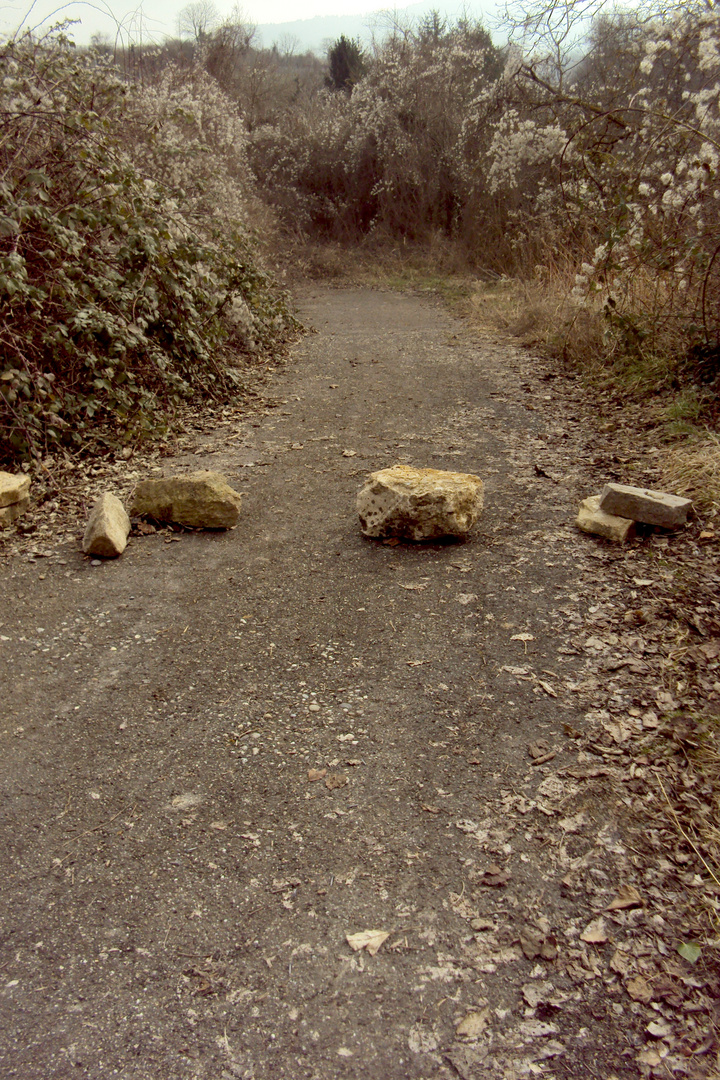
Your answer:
[0,35,296,464]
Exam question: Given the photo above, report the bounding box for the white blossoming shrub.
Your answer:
[562,9,719,377]
[0,34,296,463]
[249,20,503,243]
[484,4,720,384]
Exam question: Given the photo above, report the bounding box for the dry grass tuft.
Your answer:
[660,432,720,515]
[468,276,608,366]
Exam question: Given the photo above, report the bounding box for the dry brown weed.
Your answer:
[660,432,720,514]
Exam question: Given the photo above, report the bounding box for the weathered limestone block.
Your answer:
[576,495,635,543]
[0,497,30,528]
[129,470,242,529]
[357,465,484,541]
[0,471,30,508]
[598,482,691,527]
[82,493,131,557]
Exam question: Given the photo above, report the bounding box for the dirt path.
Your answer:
[0,287,717,1079]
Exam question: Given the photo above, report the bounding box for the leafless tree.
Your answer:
[177,0,220,41]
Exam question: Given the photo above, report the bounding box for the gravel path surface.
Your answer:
[1,287,717,1079]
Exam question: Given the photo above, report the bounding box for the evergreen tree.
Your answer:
[325,35,366,92]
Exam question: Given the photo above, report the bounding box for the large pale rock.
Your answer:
[576,495,635,543]
[357,465,484,541]
[0,497,29,528]
[598,482,691,527]
[82,493,131,557]
[130,470,242,529]
[0,471,30,508]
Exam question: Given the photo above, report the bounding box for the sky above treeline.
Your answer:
[1,0,497,47]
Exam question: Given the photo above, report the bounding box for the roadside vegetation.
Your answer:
[0,29,299,464]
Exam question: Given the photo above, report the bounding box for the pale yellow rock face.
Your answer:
[82,493,131,557]
[357,465,484,541]
[576,495,635,543]
[0,471,30,508]
[130,470,242,529]
[0,497,29,528]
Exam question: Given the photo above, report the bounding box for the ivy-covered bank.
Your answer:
[0,35,296,465]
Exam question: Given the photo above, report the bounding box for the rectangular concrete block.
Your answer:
[599,483,691,527]
[576,495,635,543]
[0,471,30,508]
[0,497,29,527]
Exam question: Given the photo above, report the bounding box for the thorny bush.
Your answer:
[0,34,296,465]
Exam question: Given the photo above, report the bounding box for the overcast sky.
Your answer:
[1,0,422,43]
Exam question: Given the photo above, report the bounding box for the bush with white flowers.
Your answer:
[0,33,296,464]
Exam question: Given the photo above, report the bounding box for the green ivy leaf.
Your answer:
[677,942,701,964]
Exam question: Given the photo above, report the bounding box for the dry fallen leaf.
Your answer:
[421,804,441,814]
[455,1009,490,1040]
[537,679,558,698]
[307,768,327,783]
[479,863,511,888]
[346,930,389,956]
[511,632,534,653]
[606,883,643,911]
[580,917,608,944]
[342,449,357,457]
[558,810,587,833]
[325,773,348,790]
[520,924,558,960]
[626,975,653,1004]
[609,948,631,976]
[471,917,495,931]
[519,1020,559,1038]
[522,981,557,1008]
[647,1019,674,1039]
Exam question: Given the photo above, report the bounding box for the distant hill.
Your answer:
[254,0,499,54]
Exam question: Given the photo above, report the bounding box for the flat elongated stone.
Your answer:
[357,465,484,541]
[0,497,29,527]
[0,471,30,508]
[599,483,691,527]
[576,495,635,543]
[82,493,131,557]
[129,470,242,529]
